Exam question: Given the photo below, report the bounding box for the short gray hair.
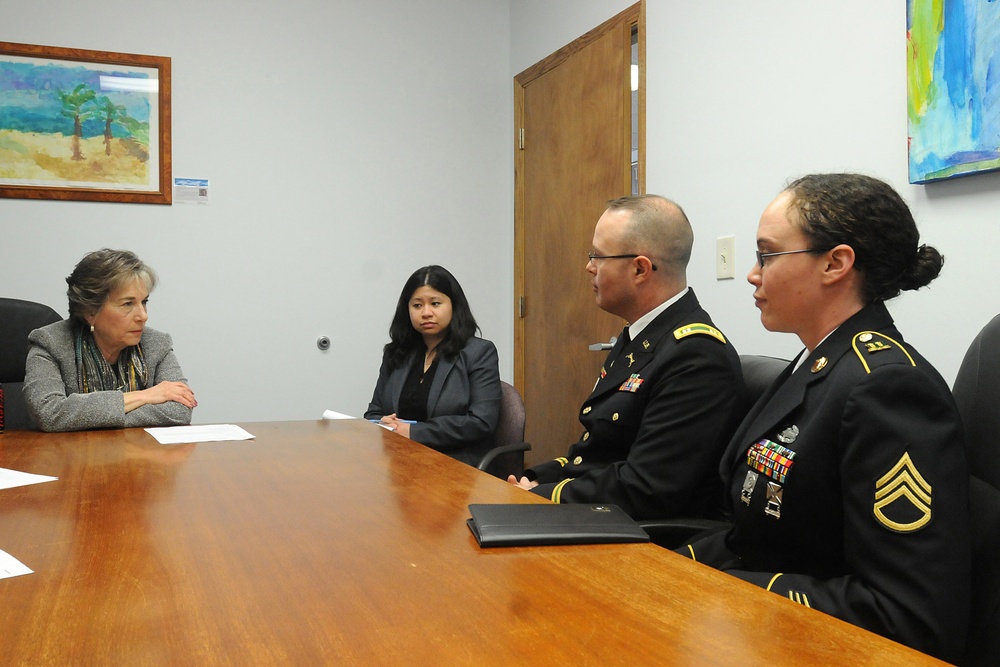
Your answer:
[66,249,157,323]
[607,194,693,277]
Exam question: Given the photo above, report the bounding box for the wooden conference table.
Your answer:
[0,420,944,665]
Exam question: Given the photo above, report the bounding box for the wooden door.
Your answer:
[514,3,645,467]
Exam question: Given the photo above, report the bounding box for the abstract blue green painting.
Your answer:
[907,0,1000,183]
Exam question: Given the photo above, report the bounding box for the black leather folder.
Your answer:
[466,503,650,547]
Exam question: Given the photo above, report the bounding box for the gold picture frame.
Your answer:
[0,41,171,204]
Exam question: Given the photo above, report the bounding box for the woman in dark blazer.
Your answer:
[365,265,501,466]
[680,174,970,663]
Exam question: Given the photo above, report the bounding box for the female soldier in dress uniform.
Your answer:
[680,174,970,663]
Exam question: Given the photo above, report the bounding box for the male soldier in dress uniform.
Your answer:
[508,195,745,520]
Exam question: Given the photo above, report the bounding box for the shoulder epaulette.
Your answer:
[673,323,726,344]
[850,331,916,374]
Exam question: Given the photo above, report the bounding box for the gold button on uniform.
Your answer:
[612,412,619,421]
[582,432,590,441]
[582,406,592,415]
[573,456,583,465]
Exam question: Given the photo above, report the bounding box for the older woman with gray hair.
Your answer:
[24,249,196,432]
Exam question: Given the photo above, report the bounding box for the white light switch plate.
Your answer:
[716,236,735,280]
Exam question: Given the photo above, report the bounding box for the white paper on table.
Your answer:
[322,410,357,420]
[0,549,32,579]
[0,467,58,490]
[144,424,255,445]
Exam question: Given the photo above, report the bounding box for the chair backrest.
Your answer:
[0,297,63,430]
[477,381,528,478]
[494,381,526,449]
[952,313,1000,666]
[953,313,1000,489]
[739,354,788,406]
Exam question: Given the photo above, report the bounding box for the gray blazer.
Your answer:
[364,336,501,466]
[24,320,193,432]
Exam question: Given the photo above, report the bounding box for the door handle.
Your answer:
[588,337,617,351]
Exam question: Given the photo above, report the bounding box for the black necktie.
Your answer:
[609,326,631,366]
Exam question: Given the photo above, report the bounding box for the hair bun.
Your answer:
[900,244,944,292]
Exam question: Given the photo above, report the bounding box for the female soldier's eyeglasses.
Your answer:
[755,248,824,267]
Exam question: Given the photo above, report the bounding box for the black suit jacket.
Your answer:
[526,289,745,520]
[365,337,501,466]
[683,301,971,663]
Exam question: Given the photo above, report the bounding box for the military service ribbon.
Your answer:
[619,374,644,392]
[746,438,797,484]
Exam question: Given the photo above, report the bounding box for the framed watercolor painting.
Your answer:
[907,0,1000,184]
[0,41,171,204]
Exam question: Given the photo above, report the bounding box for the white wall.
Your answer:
[509,0,635,75]
[512,0,1000,384]
[5,0,997,427]
[1,0,513,422]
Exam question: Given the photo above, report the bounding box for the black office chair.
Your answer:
[0,297,63,431]
[477,381,531,478]
[639,354,789,548]
[739,354,790,402]
[952,313,1000,667]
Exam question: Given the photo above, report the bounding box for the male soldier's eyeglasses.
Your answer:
[587,252,657,271]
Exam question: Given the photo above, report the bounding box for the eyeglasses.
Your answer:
[755,248,824,267]
[587,252,657,271]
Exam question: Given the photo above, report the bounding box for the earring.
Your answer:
[90,324,95,333]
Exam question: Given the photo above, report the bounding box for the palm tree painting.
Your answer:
[58,83,98,161]
[96,95,128,157]
[0,42,167,201]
